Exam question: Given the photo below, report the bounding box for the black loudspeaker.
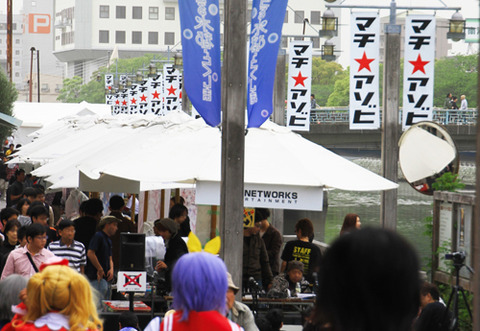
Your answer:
[119,233,146,271]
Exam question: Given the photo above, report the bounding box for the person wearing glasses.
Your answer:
[1,223,55,279]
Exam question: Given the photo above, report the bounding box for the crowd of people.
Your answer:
[444,92,468,110]
[0,171,455,331]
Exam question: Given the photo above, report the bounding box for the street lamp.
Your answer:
[136,71,144,83]
[321,39,336,61]
[319,8,338,38]
[174,53,183,68]
[447,11,465,41]
[148,63,157,77]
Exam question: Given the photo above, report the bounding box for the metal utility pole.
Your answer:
[29,47,35,103]
[37,50,40,102]
[380,1,400,229]
[473,45,480,331]
[6,0,13,82]
[219,0,247,296]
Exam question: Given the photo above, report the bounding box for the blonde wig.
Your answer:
[22,265,102,331]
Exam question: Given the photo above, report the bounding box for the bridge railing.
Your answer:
[310,108,477,125]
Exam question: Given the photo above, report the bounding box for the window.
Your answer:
[164,32,175,45]
[41,83,49,92]
[149,7,159,20]
[294,11,304,23]
[15,61,19,66]
[116,6,126,19]
[15,72,19,77]
[281,36,288,48]
[99,5,109,18]
[15,50,20,55]
[55,84,62,92]
[15,39,19,44]
[311,11,321,25]
[311,37,320,48]
[132,6,142,19]
[148,31,158,44]
[0,50,2,54]
[132,31,142,44]
[115,30,126,44]
[99,30,109,43]
[284,11,288,23]
[165,7,175,20]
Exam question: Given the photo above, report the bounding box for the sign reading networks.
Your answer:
[196,181,324,211]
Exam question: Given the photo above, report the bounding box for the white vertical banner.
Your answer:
[163,64,181,114]
[286,41,312,131]
[112,92,121,115]
[105,74,114,93]
[349,12,380,130]
[119,88,129,114]
[148,74,164,115]
[402,16,436,130]
[137,79,150,115]
[128,84,140,114]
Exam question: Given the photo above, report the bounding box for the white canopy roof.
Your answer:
[13,111,398,192]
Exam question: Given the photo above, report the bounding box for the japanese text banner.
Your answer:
[247,0,288,128]
[286,41,312,132]
[402,16,436,130]
[349,12,380,130]
[179,0,221,127]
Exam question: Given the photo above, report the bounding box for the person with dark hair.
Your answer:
[119,311,140,331]
[414,282,452,331]
[144,252,241,331]
[0,155,8,202]
[86,215,121,303]
[32,184,55,226]
[450,96,459,109]
[305,227,420,331]
[1,223,55,279]
[280,218,321,283]
[23,187,39,203]
[255,317,272,331]
[265,309,283,331]
[74,198,104,250]
[268,260,310,298]
[48,219,86,274]
[6,169,25,207]
[444,93,452,109]
[109,195,137,270]
[154,218,188,292]
[0,207,19,236]
[17,226,27,247]
[243,222,273,291]
[255,208,282,275]
[339,213,361,236]
[29,204,58,246]
[16,198,31,227]
[226,272,258,331]
[169,203,190,237]
[0,219,21,275]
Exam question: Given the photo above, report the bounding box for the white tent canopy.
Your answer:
[13,111,397,195]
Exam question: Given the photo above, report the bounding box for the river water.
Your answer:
[323,158,476,269]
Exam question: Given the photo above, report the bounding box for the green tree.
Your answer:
[434,54,477,108]
[326,68,349,106]
[311,58,345,106]
[57,76,83,103]
[0,70,18,139]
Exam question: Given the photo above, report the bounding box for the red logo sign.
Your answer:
[28,14,51,34]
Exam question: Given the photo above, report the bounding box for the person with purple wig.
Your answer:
[144,252,242,331]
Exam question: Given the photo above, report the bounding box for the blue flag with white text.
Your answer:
[179,0,222,127]
[247,0,288,128]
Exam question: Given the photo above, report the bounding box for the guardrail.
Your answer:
[310,108,477,125]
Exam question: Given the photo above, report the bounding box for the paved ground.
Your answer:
[282,326,303,331]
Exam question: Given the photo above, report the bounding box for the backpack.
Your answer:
[267,275,289,298]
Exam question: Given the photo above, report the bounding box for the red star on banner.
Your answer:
[130,98,137,104]
[167,86,177,95]
[115,100,120,105]
[108,86,112,90]
[122,100,127,106]
[292,72,308,87]
[354,52,375,72]
[140,94,147,102]
[179,91,182,98]
[152,91,160,99]
[409,54,429,74]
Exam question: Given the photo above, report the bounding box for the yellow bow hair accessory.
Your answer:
[187,232,221,255]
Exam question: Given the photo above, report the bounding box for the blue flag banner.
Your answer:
[247,0,288,128]
[179,0,222,127]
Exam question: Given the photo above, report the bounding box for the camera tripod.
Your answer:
[444,261,473,331]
